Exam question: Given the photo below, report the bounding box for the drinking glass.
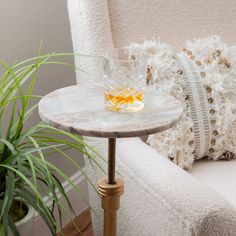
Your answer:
[103,48,147,112]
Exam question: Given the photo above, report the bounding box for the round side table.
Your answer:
[38,83,183,236]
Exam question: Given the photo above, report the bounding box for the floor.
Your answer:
[57,208,94,236]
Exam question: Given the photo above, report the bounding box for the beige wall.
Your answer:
[0,0,83,177]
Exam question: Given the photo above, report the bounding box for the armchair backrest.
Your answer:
[67,0,235,84]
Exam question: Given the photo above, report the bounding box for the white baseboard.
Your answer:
[34,170,89,236]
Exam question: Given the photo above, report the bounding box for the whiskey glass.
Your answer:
[103,48,147,112]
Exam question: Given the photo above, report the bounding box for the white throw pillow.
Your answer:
[129,36,236,169]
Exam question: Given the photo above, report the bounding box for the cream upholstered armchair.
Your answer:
[67,1,236,235]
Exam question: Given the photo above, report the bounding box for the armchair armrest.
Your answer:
[85,137,236,236]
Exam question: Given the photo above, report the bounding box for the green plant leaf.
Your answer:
[0,170,14,220]
[5,100,16,141]
[0,222,5,236]
[2,214,9,236]
[0,138,17,155]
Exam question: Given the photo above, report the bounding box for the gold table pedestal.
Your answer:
[98,138,124,236]
[98,177,124,236]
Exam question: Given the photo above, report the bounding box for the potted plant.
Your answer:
[0,52,102,236]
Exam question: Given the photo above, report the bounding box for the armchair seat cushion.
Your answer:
[190,159,236,207]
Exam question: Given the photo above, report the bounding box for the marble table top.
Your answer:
[38,84,183,138]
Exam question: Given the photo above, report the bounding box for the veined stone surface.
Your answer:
[38,84,183,138]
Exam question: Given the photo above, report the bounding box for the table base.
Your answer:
[98,177,124,236]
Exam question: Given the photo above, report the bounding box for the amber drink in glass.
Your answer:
[103,48,146,112]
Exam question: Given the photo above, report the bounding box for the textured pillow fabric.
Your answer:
[130,36,236,169]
